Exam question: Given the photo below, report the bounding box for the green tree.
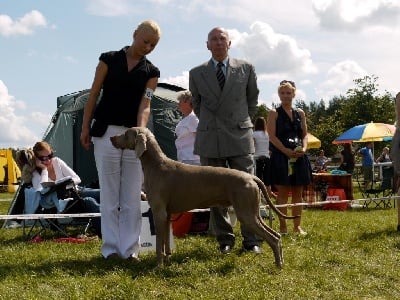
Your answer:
[341,75,395,129]
[253,103,269,122]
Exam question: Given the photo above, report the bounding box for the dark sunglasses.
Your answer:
[280,80,296,88]
[38,153,54,162]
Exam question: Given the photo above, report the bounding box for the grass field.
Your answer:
[1,192,400,299]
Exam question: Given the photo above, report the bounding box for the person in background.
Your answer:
[30,141,101,236]
[339,143,355,175]
[267,80,312,236]
[313,149,328,172]
[390,92,400,232]
[80,20,161,261]
[175,90,200,165]
[357,142,374,190]
[253,116,276,200]
[376,146,391,163]
[189,27,261,254]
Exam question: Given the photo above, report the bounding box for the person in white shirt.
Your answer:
[175,90,200,165]
[32,143,80,192]
[30,141,101,236]
[253,117,276,200]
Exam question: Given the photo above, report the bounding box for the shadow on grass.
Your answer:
[359,227,400,240]
[0,241,282,281]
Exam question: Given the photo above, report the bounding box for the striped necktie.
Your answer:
[216,62,225,90]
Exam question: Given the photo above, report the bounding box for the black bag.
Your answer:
[54,182,86,213]
[89,120,108,137]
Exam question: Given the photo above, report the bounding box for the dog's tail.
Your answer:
[253,176,299,219]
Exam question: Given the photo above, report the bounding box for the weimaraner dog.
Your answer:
[110,127,297,268]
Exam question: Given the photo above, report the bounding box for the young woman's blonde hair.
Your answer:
[278,80,296,93]
[136,20,161,38]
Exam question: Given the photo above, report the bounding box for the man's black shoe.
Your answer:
[219,244,232,254]
[243,245,262,254]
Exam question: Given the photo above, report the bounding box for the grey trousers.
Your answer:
[200,155,260,248]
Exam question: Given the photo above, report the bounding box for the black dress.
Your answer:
[270,106,312,186]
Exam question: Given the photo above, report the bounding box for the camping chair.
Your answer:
[364,167,394,208]
[22,178,98,240]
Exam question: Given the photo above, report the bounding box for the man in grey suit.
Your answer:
[189,27,260,254]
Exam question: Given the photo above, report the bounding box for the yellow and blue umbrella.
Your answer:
[333,122,395,144]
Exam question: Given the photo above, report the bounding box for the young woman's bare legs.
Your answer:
[276,185,290,234]
[276,184,307,235]
[292,185,307,235]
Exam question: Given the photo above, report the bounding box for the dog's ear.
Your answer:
[135,132,147,157]
[16,149,34,169]
[15,150,26,170]
[16,149,35,184]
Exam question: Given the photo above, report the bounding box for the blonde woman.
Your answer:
[81,20,161,260]
[30,141,101,236]
[267,80,312,235]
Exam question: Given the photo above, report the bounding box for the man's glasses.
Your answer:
[280,80,296,88]
[38,153,54,162]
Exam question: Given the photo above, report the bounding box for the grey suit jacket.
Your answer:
[189,58,259,158]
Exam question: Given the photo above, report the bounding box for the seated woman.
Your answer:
[313,149,329,172]
[28,141,101,237]
[376,146,391,164]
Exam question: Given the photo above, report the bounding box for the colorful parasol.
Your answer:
[332,122,395,144]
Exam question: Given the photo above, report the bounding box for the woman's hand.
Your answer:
[35,158,47,170]
[285,147,305,159]
[294,146,305,158]
[80,127,91,151]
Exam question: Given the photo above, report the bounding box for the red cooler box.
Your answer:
[171,212,193,237]
[323,188,349,210]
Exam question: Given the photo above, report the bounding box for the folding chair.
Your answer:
[23,179,100,240]
[364,167,394,208]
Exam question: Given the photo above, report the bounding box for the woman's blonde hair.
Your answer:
[177,90,193,103]
[136,20,161,38]
[278,80,296,93]
[32,141,53,157]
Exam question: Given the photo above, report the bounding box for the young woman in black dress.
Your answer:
[267,80,312,235]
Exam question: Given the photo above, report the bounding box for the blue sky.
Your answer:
[1,0,400,148]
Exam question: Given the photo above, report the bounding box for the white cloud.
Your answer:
[85,0,134,16]
[30,111,53,129]
[230,21,318,75]
[0,80,47,148]
[178,0,316,30]
[312,0,400,31]
[162,71,189,89]
[0,10,47,37]
[316,60,368,101]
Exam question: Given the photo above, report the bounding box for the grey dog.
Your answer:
[111,127,298,268]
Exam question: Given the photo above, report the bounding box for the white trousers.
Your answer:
[93,125,143,258]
